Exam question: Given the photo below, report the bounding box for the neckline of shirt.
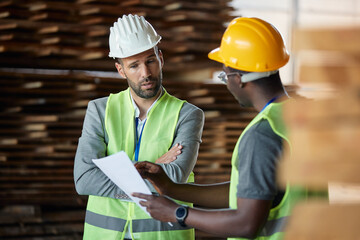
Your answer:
[130,87,163,121]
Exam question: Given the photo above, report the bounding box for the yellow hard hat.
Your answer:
[208,17,289,72]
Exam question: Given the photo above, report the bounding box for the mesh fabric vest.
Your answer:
[84,88,195,240]
[228,102,306,240]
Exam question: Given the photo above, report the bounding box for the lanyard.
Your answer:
[260,93,285,112]
[134,117,146,162]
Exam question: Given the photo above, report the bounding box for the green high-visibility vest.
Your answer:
[84,88,195,240]
[228,102,306,240]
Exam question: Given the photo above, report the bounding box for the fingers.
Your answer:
[155,143,183,164]
[135,161,156,173]
[172,143,183,153]
[132,192,151,199]
[132,192,155,207]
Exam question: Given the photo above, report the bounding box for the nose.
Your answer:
[140,64,151,80]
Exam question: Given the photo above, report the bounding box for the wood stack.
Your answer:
[278,25,360,239]
[0,0,233,75]
[0,1,236,238]
[0,0,236,238]
[0,68,257,239]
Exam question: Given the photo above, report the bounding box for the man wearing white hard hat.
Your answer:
[74,14,204,240]
[133,17,308,240]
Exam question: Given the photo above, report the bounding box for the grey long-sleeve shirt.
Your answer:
[74,94,204,200]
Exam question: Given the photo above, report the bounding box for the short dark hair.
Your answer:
[115,46,160,67]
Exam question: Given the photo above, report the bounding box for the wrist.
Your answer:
[175,205,189,227]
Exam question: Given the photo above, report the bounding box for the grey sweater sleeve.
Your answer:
[73,97,126,198]
[74,97,204,199]
[158,102,204,183]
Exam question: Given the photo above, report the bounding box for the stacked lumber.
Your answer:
[0,70,125,207]
[0,0,233,74]
[0,68,258,239]
[0,205,84,239]
[278,26,360,239]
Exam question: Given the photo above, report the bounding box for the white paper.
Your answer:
[92,151,152,216]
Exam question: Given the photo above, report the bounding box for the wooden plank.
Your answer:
[0,222,84,237]
[0,18,108,35]
[0,1,12,8]
[284,202,360,240]
[293,27,360,52]
[283,96,360,129]
[278,154,360,189]
[0,41,108,58]
[1,183,76,189]
[278,92,360,188]
[1,160,74,167]
[0,151,76,158]
[288,124,360,163]
[0,168,73,175]
[299,62,360,89]
[0,175,74,181]
[164,10,225,23]
[328,182,360,204]
[120,0,166,7]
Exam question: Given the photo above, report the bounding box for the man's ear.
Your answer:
[115,62,126,78]
[158,50,164,68]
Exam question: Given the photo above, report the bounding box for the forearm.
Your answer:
[186,208,252,238]
[134,190,271,238]
[167,181,230,208]
[160,104,204,183]
[74,99,127,199]
[184,198,271,238]
[74,136,126,198]
[75,164,121,197]
[159,140,199,183]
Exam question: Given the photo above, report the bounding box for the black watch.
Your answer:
[175,205,189,227]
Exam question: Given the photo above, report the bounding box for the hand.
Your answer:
[132,192,178,222]
[155,143,183,164]
[135,161,174,195]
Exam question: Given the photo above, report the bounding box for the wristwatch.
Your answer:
[175,205,189,227]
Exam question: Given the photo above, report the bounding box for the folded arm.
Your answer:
[74,100,204,198]
[158,103,204,183]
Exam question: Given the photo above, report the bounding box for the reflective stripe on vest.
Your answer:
[228,101,306,240]
[85,210,192,232]
[84,88,194,239]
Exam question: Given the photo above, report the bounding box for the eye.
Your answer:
[129,63,138,69]
[146,58,156,64]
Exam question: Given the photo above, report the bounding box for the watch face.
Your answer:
[176,207,186,218]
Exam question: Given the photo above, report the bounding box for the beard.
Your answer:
[128,72,162,99]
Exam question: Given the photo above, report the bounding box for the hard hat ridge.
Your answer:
[208,17,289,74]
[109,14,162,59]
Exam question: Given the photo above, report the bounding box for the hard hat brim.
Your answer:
[208,47,223,64]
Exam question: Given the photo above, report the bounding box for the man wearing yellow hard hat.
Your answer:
[133,17,307,240]
[74,14,204,240]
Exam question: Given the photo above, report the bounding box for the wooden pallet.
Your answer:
[0,0,233,73]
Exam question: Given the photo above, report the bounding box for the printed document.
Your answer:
[92,151,152,216]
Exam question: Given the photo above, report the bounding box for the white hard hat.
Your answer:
[108,14,162,59]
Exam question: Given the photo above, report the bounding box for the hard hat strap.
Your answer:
[241,70,278,83]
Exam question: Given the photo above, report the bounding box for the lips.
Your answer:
[142,81,155,89]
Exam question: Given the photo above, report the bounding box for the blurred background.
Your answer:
[0,0,359,239]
